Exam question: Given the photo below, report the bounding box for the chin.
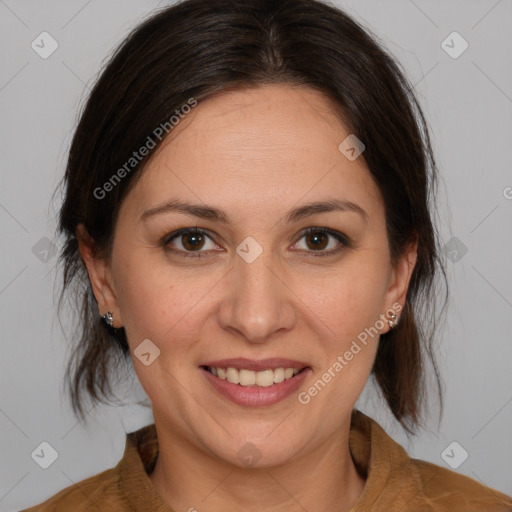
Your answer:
[205,433,301,470]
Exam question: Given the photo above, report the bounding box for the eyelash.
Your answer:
[162,226,351,259]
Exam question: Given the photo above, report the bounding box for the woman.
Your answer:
[22,0,512,510]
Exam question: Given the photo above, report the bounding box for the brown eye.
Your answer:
[294,227,350,256]
[164,228,218,257]
[180,231,206,251]
[304,230,329,251]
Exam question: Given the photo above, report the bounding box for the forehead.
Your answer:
[155,84,353,163]
[121,84,383,224]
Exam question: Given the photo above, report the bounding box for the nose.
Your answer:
[217,248,296,344]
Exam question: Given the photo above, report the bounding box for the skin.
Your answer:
[77,84,417,512]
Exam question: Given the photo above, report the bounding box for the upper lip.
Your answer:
[201,358,310,372]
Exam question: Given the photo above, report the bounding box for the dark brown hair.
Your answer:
[55,0,448,435]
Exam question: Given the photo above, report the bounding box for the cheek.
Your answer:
[112,253,213,353]
[113,264,206,402]
[300,261,388,337]
[293,258,387,390]
[305,278,383,405]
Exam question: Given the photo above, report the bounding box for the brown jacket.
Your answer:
[22,409,512,511]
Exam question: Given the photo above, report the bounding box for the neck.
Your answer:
[149,417,366,512]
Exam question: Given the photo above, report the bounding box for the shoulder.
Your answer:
[410,457,512,511]
[349,410,512,511]
[20,466,129,512]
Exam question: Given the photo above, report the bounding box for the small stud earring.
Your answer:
[388,312,399,329]
[102,311,114,327]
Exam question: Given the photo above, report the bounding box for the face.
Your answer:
[79,84,416,468]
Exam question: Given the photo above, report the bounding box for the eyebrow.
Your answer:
[140,198,369,225]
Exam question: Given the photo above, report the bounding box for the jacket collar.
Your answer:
[348,410,427,510]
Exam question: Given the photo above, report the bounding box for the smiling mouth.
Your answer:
[201,365,308,387]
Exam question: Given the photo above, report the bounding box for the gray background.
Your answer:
[1,0,511,510]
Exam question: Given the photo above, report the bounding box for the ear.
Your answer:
[381,233,418,334]
[76,223,123,328]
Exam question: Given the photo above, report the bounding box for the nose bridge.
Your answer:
[220,242,294,342]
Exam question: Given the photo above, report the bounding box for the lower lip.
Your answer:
[200,367,311,406]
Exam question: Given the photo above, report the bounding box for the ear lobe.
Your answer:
[383,236,418,328]
[76,224,122,328]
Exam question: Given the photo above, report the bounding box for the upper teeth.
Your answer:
[207,367,301,387]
